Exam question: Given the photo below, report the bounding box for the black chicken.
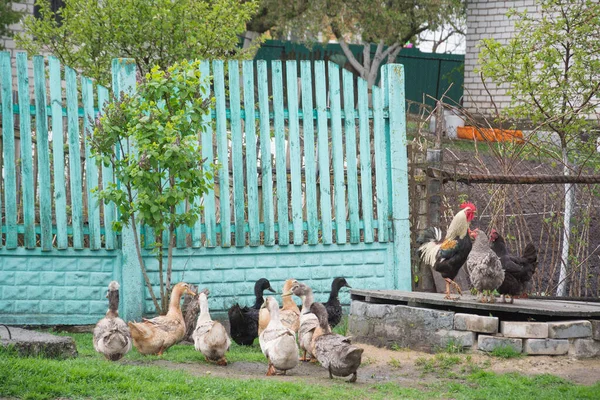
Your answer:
[489,229,538,303]
[228,278,275,345]
[417,202,477,299]
[322,277,351,328]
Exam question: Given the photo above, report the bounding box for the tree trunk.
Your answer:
[557,146,573,296]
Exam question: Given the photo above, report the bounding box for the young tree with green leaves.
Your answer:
[90,60,214,315]
[478,0,600,296]
[18,0,258,86]
[0,0,22,49]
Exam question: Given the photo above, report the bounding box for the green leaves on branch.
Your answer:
[18,0,258,85]
[90,60,214,238]
[477,0,600,152]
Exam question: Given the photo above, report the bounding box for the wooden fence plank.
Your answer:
[33,56,53,250]
[381,67,393,239]
[286,61,303,245]
[229,60,246,247]
[343,69,360,244]
[314,61,332,245]
[386,63,411,290]
[357,77,374,243]
[272,60,289,245]
[82,76,101,250]
[328,62,346,244]
[97,84,116,250]
[200,61,215,247]
[373,85,389,242]
[213,60,231,247]
[48,56,68,249]
[243,61,260,246]
[257,61,275,246]
[66,66,84,249]
[300,61,318,245]
[0,52,17,248]
[16,53,36,249]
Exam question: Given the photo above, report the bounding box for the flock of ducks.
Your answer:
[92,277,363,382]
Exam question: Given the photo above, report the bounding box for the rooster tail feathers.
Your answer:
[417,227,442,267]
[522,243,537,263]
[417,227,442,245]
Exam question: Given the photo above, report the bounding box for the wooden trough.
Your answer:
[347,289,600,357]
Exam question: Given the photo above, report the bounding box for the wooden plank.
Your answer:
[300,61,318,245]
[314,61,332,245]
[33,56,53,251]
[213,60,231,247]
[82,76,101,250]
[381,67,393,240]
[343,69,360,244]
[286,61,303,245]
[328,62,346,244]
[16,53,36,249]
[97,84,116,250]
[228,60,246,247]
[350,289,600,317]
[357,77,374,243]
[272,60,289,245]
[65,66,84,249]
[257,61,275,246]
[386,64,411,291]
[243,61,260,246]
[0,52,17,248]
[200,61,215,247]
[48,57,68,249]
[372,85,389,242]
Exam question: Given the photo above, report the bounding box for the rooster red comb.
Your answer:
[459,202,476,212]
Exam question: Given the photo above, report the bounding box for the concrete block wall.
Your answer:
[348,300,600,357]
[0,248,121,325]
[142,243,394,315]
[463,0,540,115]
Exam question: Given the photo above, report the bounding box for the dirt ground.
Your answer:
[144,343,600,387]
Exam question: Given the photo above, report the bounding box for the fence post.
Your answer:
[385,64,412,291]
[111,58,143,321]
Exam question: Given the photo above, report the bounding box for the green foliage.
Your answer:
[92,60,212,238]
[90,60,215,312]
[490,345,523,359]
[17,0,258,86]
[478,0,600,155]
[0,0,22,49]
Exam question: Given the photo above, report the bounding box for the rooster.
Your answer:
[489,229,537,303]
[466,229,504,303]
[417,202,477,300]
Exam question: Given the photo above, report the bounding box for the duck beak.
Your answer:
[267,286,276,293]
[281,290,293,297]
[187,288,197,296]
[345,283,352,289]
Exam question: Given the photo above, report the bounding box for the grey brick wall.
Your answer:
[464,0,541,115]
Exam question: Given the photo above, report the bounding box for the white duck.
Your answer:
[291,282,319,362]
[259,296,299,376]
[192,289,230,365]
[93,281,132,361]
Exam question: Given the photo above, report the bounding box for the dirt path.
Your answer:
[138,344,600,387]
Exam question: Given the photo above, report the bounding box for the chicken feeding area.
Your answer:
[347,289,600,359]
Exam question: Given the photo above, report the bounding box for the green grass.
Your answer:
[490,345,524,359]
[1,333,599,400]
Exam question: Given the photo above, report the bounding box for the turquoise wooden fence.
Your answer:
[0,52,411,324]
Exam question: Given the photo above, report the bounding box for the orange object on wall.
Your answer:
[457,126,524,143]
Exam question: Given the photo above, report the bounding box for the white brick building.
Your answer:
[1,0,35,56]
[464,0,541,115]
